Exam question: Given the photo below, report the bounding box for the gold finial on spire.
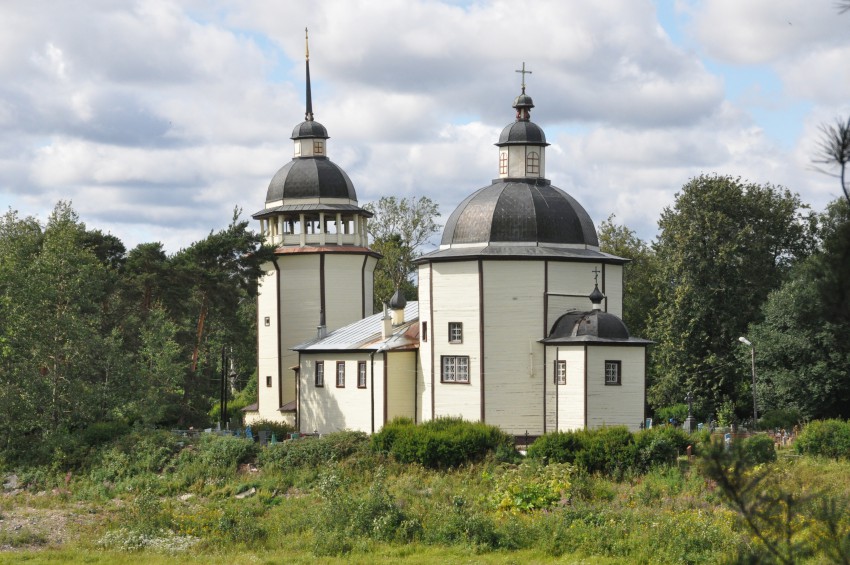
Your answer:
[305,27,310,61]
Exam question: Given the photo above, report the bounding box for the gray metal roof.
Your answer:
[497,120,548,146]
[541,309,652,345]
[293,302,419,352]
[252,203,370,219]
[291,120,328,140]
[437,179,600,248]
[266,157,357,203]
[416,245,628,263]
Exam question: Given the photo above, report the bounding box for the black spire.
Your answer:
[305,28,314,122]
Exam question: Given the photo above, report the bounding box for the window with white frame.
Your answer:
[441,356,470,383]
[448,322,463,344]
[555,360,566,385]
[315,361,324,387]
[358,361,367,388]
[526,151,540,174]
[336,361,345,388]
[605,360,621,385]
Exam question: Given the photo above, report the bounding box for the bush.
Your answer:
[81,421,131,447]
[529,427,636,477]
[654,404,688,426]
[526,429,587,464]
[795,419,850,459]
[759,408,803,431]
[250,419,296,442]
[740,434,776,465]
[372,417,513,469]
[259,430,369,471]
[634,426,690,471]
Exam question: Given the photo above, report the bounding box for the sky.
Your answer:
[1,0,848,254]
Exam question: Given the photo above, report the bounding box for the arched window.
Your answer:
[526,151,540,175]
[499,151,508,175]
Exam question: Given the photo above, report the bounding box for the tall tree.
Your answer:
[747,199,850,419]
[597,215,658,339]
[363,196,440,310]
[813,115,850,206]
[648,175,814,417]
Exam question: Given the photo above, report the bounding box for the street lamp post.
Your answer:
[738,336,757,430]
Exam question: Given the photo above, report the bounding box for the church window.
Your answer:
[555,360,566,385]
[314,140,324,155]
[526,151,540,174]
[605,361,621,385]
[294,142,301,157]
[266,375,272,387]
[448,322,463,343]
[358,361,367,388]
[499,151,508,175]
[441,356,470,383]
[422,321,428,342]
[315,361,324,387]
[336,361,345,387]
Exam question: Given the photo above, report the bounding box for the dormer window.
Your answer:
[526,151,540,175]
[314,140,324,155]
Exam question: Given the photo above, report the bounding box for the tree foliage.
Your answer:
[597,215,658,339]
[363,196,440,310]
[647,175,814,417]
[813,115,850,206]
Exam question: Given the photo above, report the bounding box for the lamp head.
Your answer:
[738,336,752,346]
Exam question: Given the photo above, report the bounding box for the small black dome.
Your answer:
[589,285,604,305]
[291,120,328,140]
[389,288,407,309]
[440,180,599,247]
[548,310,631,340]
[513,92,534,110]
[266,158,357,202]
[497,121,547,146]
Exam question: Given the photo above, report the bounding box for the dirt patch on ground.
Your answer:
[0,492,105,552]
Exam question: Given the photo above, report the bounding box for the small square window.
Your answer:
[336,361,345,388]
[605,361,621,386]
[266,375,272,387]
[358,361,367,388]
[315,361,324,387]
[314,140,324,154]
[448,322,463,344]
[555,360,566,385]
[264,316,271,327]
[441,356,470,383]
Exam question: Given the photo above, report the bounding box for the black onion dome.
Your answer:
[291,120,328,140]
[589,285,604,305]
[548,310,631,340]
[440,180,599,247]
[497,121,548,146]
[389,288,407,309]
[513,92,534,110]
[266,158,357,202]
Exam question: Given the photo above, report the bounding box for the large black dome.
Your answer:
[266,158,357,202]
[440,179,599,247]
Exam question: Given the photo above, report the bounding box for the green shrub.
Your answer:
[759,408,803,431]
[574,426,636,477]
[250,419,296,442]
[634,426,690,471]
[655,404,688,425]
[372,417,513,469]
[490,462,572,514]
[259,430,369,471]
[81,421,131,447]
[795,419,850,459]
[739,434,776,464]
[526,429,587,464]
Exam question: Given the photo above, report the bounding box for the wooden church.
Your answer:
[243,41,649,436]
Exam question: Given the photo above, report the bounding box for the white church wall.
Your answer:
[586,346,645,431]
[546,261,602,317]
[604,264,624,318]
[481,260,546,434]
[549,346,587,431]
[417,264,433,422]
[386,351,417,423]
[324,253,373,328]
[256,263,282,421]
[299,353,378,434]
[280,254,322,407]
[430,260,482,423]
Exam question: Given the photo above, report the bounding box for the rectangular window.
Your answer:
[555,360,566,385]
[314,140,324,154]
[358,361,367,388]
[448,322,463,344]
[526,151,540,174]
[266,375,272,387]
[605,361,621,385]
[499,151,508,175]
[422,321,428,342]
[336,361,345,388]
[315,361,324,387]
[441,356,470,383]
[264,316,270,326]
